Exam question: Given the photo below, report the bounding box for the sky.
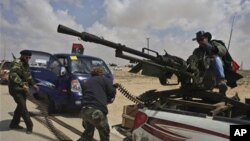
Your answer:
[1,0,250,69]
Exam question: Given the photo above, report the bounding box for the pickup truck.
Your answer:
[27,50,113,113]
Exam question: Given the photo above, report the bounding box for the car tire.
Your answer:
[123,137,132,141]
[48,97,61,114]
[33,93,40,100]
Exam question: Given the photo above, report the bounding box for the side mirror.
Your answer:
[60,66,67,76]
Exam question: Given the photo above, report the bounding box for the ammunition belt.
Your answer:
[116,83,144,105]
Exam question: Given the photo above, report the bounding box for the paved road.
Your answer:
[0,85,124,141]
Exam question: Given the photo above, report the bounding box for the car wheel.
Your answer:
[123,137,132,141]
[48,97,61,114]
[33,93,40,100]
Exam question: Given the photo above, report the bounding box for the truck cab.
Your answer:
[27,50,112,113]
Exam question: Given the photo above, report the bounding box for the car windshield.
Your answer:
[71,57,109,74]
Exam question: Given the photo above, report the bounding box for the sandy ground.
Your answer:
[108,68,250,126]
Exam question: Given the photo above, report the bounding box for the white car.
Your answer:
[132,108,232,141]
[114,95,250,141]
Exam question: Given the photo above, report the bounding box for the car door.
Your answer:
[28,50,64,102]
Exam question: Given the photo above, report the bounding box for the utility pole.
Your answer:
[146,37,150,54]
[240,61,243,70]
[228,14,236,50]
[4,41,6,60]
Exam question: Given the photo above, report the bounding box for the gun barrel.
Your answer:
[57,24,82,38]
[57,24,160,62]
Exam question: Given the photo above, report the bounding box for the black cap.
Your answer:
[20,50,32,56]
[192,31,212,41]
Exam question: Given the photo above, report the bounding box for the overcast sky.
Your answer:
[1,0,250,69]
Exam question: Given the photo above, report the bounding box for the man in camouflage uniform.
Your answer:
[191,31,228,94]
[77,67,117,141]
[8,50,39,134]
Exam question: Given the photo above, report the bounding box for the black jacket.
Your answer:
[82,75,116,114]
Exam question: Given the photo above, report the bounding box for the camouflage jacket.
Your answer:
[8,58,36,93]
[193,40,227,59]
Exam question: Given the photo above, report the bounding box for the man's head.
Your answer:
[192,31,212,43]
[20,50,32,62]
[91,66,105,76]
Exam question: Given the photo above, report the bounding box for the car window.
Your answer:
[48,58,61,75]
[57,57,69,72]
[29,52,61,75]
[71,56,109,74]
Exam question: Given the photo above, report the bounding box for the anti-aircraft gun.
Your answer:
[57,25,242,90]
[57,25,194,86]
[57,24,250,119]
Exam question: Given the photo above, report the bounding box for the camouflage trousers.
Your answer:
[9,91,33,130]
[77,107,110,141]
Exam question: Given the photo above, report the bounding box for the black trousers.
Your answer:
[10,92,33,130]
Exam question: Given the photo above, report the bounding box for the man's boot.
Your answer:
[218,79,228,96]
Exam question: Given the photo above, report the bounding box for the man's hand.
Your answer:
[108,98,115,104]
[200,43,217,55]
[23,85,29,93]
[113,83,119,88]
